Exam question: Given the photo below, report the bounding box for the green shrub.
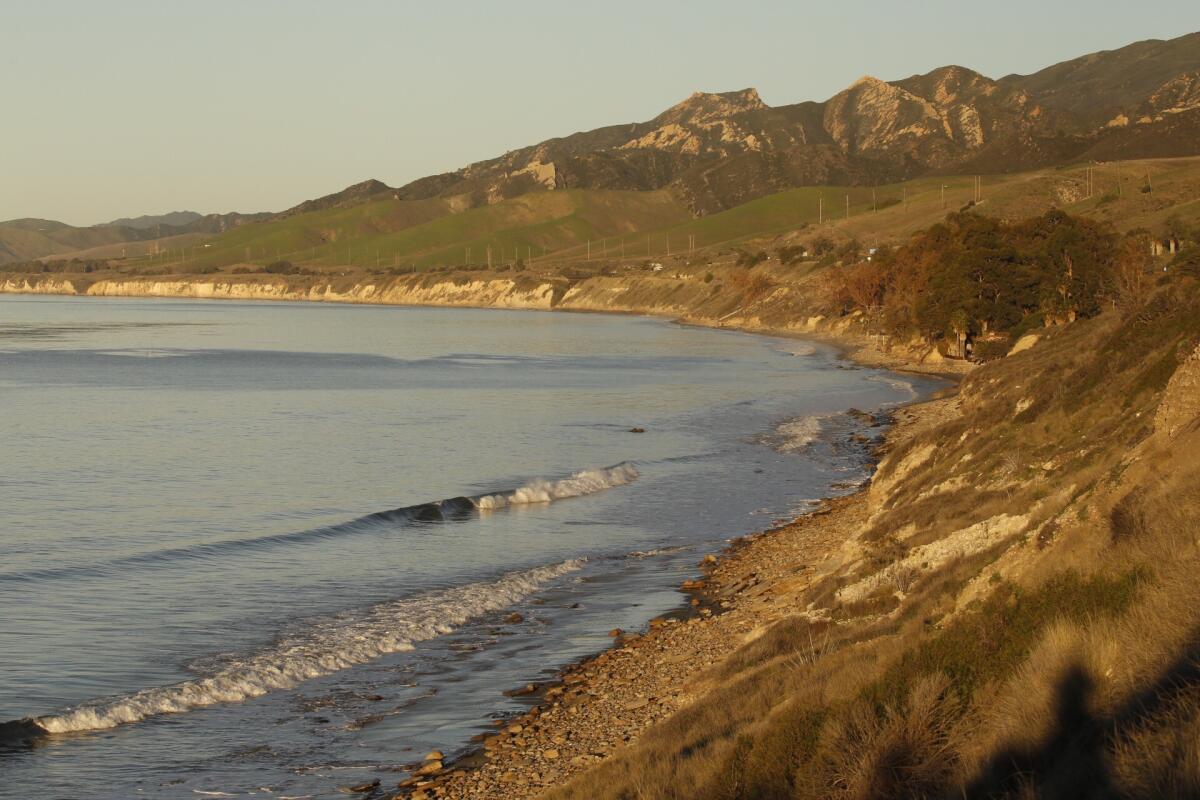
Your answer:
[864,570,1141,711]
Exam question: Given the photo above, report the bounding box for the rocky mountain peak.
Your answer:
[656,88,767,124]
[1148,71,1200,114]
[383,31,1200,218]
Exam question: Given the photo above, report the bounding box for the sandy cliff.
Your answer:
[1,271,963,375]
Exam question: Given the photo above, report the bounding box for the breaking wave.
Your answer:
[25,559,584,735]
[773,415,829,452]
[475,463,639,509]
[0,463,638,585]
[868,374,917,400]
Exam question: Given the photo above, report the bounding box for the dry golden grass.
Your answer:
[546,278,1200,800]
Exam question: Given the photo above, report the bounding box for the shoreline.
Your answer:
[0,273,970,380]
[1,277,964,799]
[395,396,953,799]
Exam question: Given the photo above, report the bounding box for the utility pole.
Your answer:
[941,184,947,210]
[1116,160,1123,197]
[666,235,670,257]
[819,196,823,225]
[620,238,625,259]
[872,187,876,213]
[487,246,492,269]
[845,194,849,220]
[587,239,591,261]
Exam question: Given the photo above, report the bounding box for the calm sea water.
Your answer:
[0,295,935,798]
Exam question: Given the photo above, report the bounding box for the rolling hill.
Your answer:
[0,210,270,266]
[9,31,1199,271]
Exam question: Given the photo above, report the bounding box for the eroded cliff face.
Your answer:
[0,278,80,295]
[1156,343,1200,443]
[77,277,560,309]
[2,269,959,377]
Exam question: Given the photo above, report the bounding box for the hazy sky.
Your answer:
[4,1,1198,225]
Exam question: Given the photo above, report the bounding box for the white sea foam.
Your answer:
[36,559,584,733]
[868,374,917,399]
[626,545,688,559]
[474,463,638,510]
[774,415,828,452]
[98,349,184,358]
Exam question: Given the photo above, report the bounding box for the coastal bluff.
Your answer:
[0,269,963,376]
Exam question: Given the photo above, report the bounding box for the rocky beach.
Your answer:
[382,396,957,800]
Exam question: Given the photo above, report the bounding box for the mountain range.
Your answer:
[3,31,1198,265]
[368,31,1200,216]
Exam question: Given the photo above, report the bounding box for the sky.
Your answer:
[3,1,1198,226]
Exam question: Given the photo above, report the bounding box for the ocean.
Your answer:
[0,294,936,798]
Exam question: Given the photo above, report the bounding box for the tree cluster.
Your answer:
[823,210,1136,355]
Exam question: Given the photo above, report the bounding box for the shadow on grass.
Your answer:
[967,640,1200,799]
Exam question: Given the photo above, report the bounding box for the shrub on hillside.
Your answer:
[731,270,776,301]
[263,260,300,275]
[736,249,768,268]
[809,236,836,257]
[1170,247,1200,280]
[776,245,807,265]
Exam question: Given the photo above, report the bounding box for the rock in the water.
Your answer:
[339,779,380,793]
[414,760,443,776]
[504,612,524,624]
[608,628,623,637]
[424,749,444,762]
[629,427,646,433]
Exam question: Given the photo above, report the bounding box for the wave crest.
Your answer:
[475,463,639,509]
[33,559,584,734]
[774,415,828,452]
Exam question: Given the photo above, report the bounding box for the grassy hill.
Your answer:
[0,219,149,264]
[118,189,692,272]
[18,157,1200,280]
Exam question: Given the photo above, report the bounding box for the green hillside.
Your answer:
[43,156,1200,277]
[126,189,691,271]
[0,219,144,263]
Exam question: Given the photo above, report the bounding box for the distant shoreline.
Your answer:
[0,270,970,380]
[390,391,955,798]
[0,272,959,796]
